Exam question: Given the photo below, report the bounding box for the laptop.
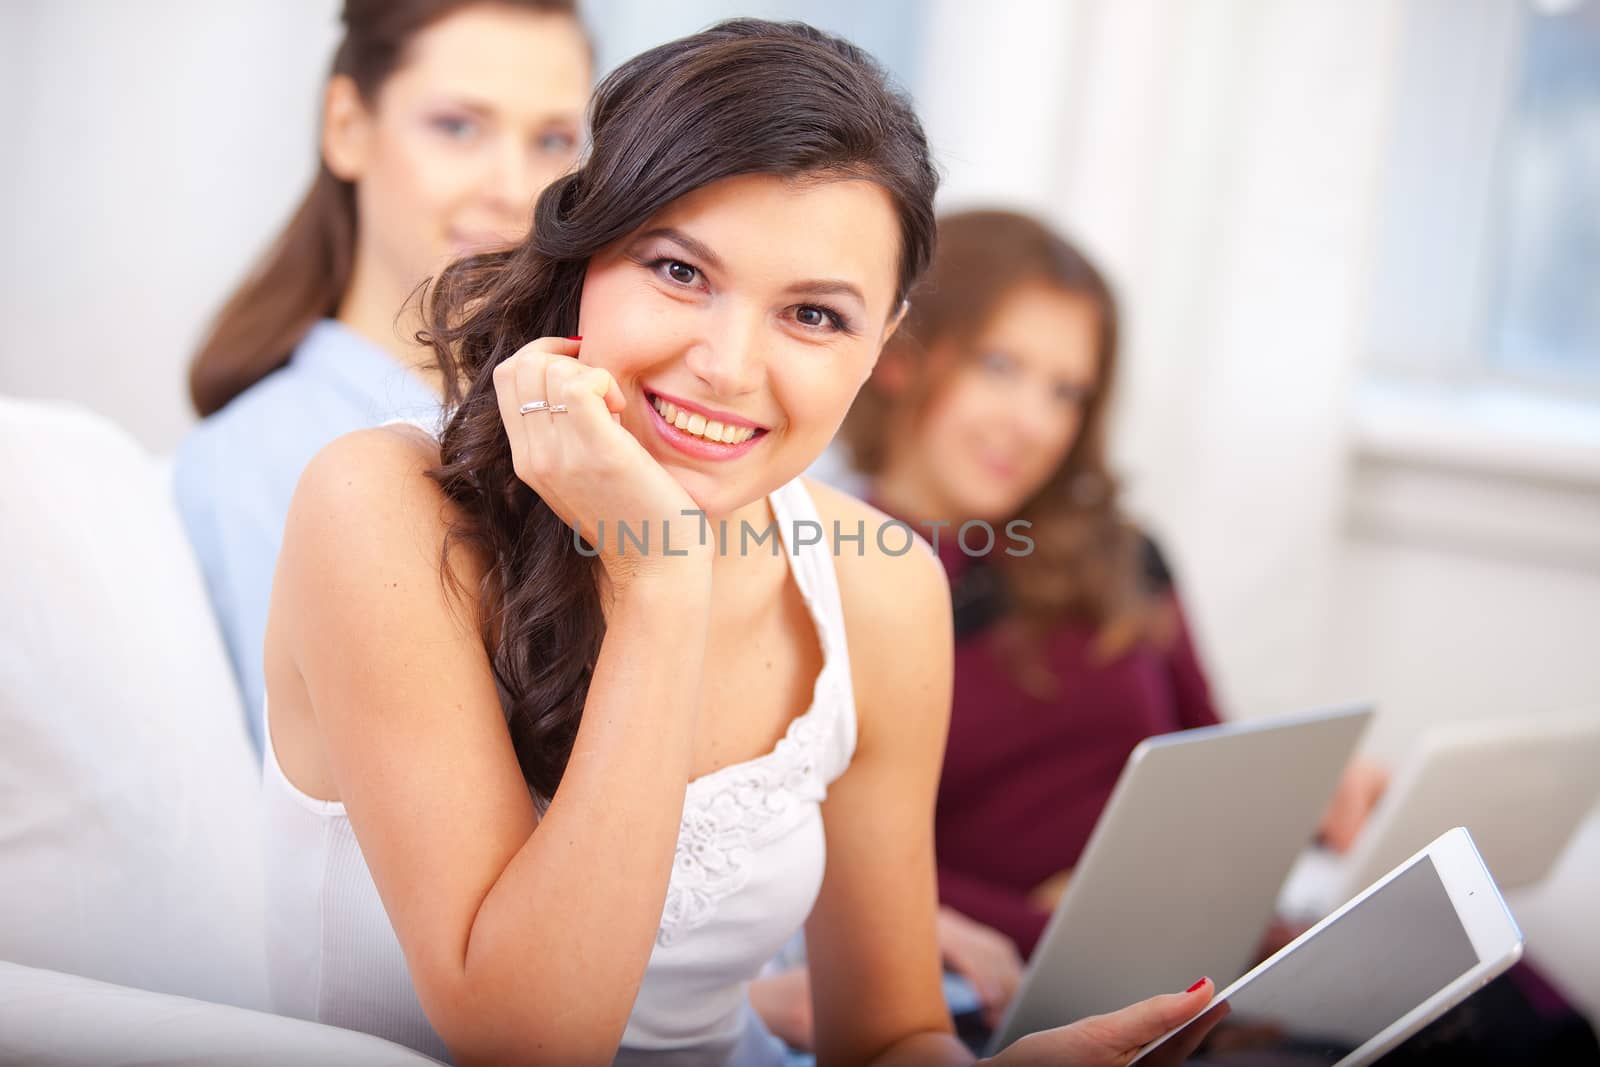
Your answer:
[988,702,1374,1054]
[1279,707,1600,922]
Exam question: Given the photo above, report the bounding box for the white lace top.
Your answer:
[262,478,857,1066]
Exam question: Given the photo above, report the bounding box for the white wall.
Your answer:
[1329,534,1600,760]
[1,1,338,453]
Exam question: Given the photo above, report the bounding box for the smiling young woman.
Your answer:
[260,21,1218,1067]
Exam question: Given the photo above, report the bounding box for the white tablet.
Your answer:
[1130,827,1524,1067]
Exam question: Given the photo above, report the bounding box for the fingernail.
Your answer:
[567,335,582,341]
[1186,977,1209,993]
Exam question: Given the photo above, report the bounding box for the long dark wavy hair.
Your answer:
[844,210,1169,671]
[419,19,939,799]
[188,0,583,417]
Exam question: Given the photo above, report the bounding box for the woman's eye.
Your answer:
[789,304,847,332]
[432,115,478,140]
[978,351,1016,376]
[537,129,577,154]
[661,260,699,285]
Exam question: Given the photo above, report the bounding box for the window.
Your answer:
[1352,0,1600,560]
[1489,0,1600,388]
[1367,0,1600,398]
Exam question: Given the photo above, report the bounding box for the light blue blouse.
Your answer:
[173,320,440,755]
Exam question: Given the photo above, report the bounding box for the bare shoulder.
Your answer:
[291,424,446,536]
[279,424,484,633]
[802,479,952,745]
[802,478,948,628]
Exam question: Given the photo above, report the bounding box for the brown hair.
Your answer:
[419,19,939,799]
[187,0,582,417]
[844,209,1168,665]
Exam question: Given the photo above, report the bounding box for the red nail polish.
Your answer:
[1186,977,1209,993]
[567,335,582,341]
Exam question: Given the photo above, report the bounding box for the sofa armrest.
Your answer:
[0,960,443,1066]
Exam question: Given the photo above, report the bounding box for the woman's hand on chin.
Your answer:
[493,337,708,590]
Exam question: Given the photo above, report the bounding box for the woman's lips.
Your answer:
[647,387,767,430]
[644,391,767,461]
[976,452,1026,483]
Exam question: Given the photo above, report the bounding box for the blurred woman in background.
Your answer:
[174,0,591,752]
[751,209,1388,1048]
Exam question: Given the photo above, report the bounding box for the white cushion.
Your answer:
[0,397,267,1011]
[0,960,442,1065]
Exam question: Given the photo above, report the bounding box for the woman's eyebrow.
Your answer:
[427,97,497,118]
[634,228,724,271]
[783,279,866,308]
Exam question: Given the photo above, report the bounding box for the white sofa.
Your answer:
[0,396,438,1065]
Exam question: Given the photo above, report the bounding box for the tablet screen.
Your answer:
[1137,856,1479,1065]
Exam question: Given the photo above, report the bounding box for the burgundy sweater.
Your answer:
[930,536,1221,958]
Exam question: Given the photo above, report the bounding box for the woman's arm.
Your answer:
[801,488,969,1065]
[273,425,710,1066]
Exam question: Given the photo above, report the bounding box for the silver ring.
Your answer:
[518,400,570,416]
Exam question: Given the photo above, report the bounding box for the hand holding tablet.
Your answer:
[1130,827,1524,1066]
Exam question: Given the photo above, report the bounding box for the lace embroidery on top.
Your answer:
[656,620,842,947]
